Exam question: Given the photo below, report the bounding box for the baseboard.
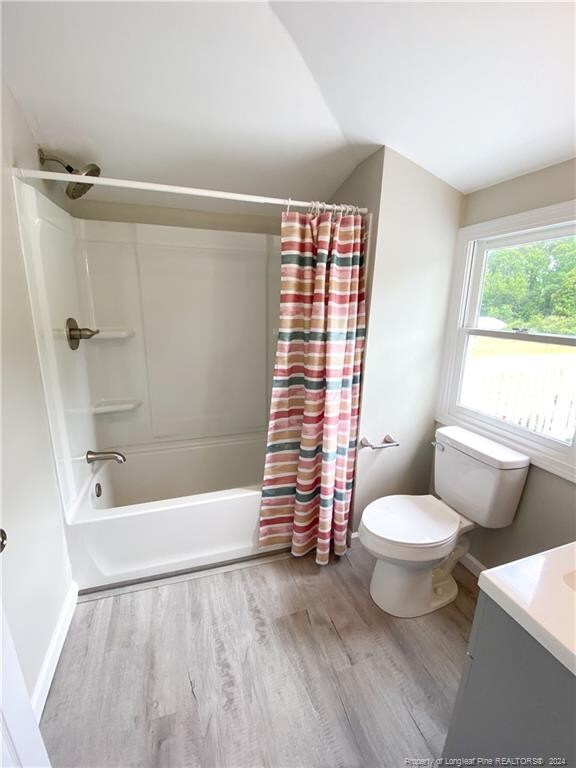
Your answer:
[459,552,486,577]
[31,580,78,722]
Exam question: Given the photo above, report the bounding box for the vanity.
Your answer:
[443,543,576,762]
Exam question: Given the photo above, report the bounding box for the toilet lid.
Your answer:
[361,495,460,547]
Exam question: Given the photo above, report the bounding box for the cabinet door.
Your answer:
[443,593,576,761]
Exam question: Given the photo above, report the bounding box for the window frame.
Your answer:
[437,200,576,483]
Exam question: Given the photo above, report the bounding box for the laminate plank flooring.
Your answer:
[41,546,478,768]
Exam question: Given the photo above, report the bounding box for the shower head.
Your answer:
[38,148,101,199]
[64,163,101,200]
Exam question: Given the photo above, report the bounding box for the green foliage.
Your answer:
[552,267,576,318]
[480,236,576,335]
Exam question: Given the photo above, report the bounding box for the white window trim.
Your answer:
[437,199,576,484]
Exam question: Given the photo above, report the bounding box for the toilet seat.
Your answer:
[358,494,461,562]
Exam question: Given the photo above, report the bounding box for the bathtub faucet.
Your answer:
[86,450,127,465]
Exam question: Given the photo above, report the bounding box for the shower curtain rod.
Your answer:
[14,168,369,214]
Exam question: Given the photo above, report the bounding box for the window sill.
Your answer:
[435,410,576,484]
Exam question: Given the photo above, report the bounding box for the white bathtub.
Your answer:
[66,436,280,590]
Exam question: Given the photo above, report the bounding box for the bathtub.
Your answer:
[66,436,281,590]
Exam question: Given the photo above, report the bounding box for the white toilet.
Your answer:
[358,426,530,618]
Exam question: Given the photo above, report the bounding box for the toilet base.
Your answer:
[369,558,460,618]
[430,568,459,612]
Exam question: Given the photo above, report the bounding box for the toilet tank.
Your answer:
[433,426,530,528]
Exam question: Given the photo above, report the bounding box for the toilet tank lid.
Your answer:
[436,426,530,470]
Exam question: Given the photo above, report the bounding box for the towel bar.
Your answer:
[360,435,400,450]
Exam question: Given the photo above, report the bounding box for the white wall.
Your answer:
[461,160,576,568]
[1,83,75,707]
[334,147,462,529]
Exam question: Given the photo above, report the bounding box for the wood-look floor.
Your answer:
[41,545,478,768]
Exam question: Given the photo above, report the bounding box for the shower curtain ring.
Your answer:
[286,198,291,214]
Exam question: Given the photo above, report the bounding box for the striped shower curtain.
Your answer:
[259,209,366,565]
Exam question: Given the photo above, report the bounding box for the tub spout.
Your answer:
[86,450,127,465]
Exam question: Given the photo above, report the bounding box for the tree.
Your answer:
[552,267,576,318]
[480,236,576,335]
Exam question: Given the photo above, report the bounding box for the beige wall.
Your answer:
[1,83,74,697]
[330,147,385,307]
[469,466,575,569]
[462,159,576,226]
[462,158,576,567]
[335,148,462,529]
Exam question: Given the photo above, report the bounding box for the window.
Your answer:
[439,203,576,481]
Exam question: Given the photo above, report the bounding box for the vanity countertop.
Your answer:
[478,542,576,675]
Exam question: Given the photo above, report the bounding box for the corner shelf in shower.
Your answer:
[92,399,142,415]
[91,328,135,340]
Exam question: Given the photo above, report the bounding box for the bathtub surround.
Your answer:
[14,183,98,508]
[13,186,279,502]
[13,182,284,589]
[67,199,280,235]
[260,211,366,565]
[75,220,279,453]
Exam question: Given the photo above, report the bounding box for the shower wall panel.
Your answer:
[75,220,279,453]
[16,184,280,515]
[138,237,267,439]
[14,182,97,507]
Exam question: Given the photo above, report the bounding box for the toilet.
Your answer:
[358,426,530,618]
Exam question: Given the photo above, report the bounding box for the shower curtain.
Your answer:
[259,208,366,565]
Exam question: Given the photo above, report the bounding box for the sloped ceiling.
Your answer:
[273,1,576,192]
[2,2,370,209]
[2,1,574,208]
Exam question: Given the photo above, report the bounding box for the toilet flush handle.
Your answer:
[431,440,445,452]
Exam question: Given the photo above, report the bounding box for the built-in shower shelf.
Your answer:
[92,399,142,415]
[92,328,135,340]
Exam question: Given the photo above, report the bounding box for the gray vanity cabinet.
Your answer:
[443,591,576,762]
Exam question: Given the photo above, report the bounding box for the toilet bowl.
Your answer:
[359,494,474,617]
[358,426,530,618]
